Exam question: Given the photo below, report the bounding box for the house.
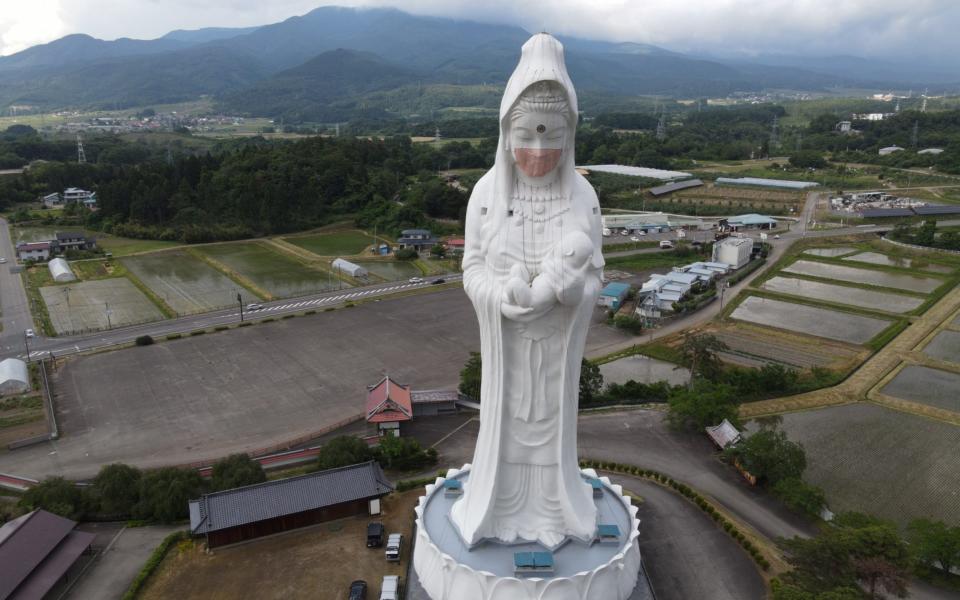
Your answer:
[445,238,466,255]
[62,188,95,205]
[706,419,742,449]
[55,231,94,253]
[0,358,30,395]
[48,258,76,282]
[366,376,413,437]
[16,241,52,261]
[396,229,437,253]
[331,258,368,278]
[712,237,753,269]
[597,282,631,310]
[189,461,393,549]
[41,192,62,207]
[0,509,95,600]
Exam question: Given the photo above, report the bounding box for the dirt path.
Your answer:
[740,285,960,419]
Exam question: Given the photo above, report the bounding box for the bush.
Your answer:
[210,454,266,491]
[611,314,643,334]
[214,325,229,331]
[237,322,252,327]
[19,477,86,520]
[772,477,826,517]
[375,435,438,471]
[395,247,418,260]
[135,468,205,522]
[316,436,373,471]
[281,314,295,319]
[165,333,181,340]
[93,463,142,516]
[135,335,154,346]
[189,330,206,336]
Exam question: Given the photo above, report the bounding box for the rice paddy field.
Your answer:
[354,260,421,281]
[123,251,242,315]
[708,322,865,370]
[880,365,960,412]
[284,231,376,257]
[923,330,960,363]
[803,247,857,258]
[599,355,690,386]
[40,278,164,334]
[197,243,340,297]
[760,276,924,314]
[762,402,960,527]
[783,260,944,293]
[841,251,953,274]
[730,296,892,344]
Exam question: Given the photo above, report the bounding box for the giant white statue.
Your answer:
[449,32,604,549]
[413,33,643,600]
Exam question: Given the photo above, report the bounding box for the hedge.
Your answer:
[121,530,188,599]
[580,459,771,572]
[237,322,252,328]
[189,330,206,336]
[165,333,181,340]
[214,325,229,331]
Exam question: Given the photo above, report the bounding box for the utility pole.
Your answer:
[237,292,244,322]
[105,302,112,330]
[77,134,86,164]
[23,331,30,363]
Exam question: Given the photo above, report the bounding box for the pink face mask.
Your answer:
[514,148,562,178]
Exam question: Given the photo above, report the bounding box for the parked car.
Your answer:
[659,240,675,249]
[409,277,423,284]
[379,576,401,600]
[385,533,403,562]
[629,236,640,242]
[431,278,445,285]
[366,522,385,548]
[774,234,781,239]
[24,329,35,338]
[0,257,6,263]
[348,580,368,600]
[246,303,263,311]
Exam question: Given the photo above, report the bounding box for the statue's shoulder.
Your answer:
[573,172,600,203]
[470,170,495,198]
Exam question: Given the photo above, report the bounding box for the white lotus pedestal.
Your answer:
[412,466,648,600]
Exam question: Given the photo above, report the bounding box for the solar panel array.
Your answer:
[859,205,960,218]
[860,208,914,218]
[912,205,960,215]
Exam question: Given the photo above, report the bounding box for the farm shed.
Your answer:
[410,389,460,417]
[331,258,368,278]
[715,177,817,190]
[189,461,393,549]
[598,282,631,310]
[47,258,76,282]
[713,237,754,269]
[648,179,704,196]
[725,214,779,230]
[0,358,29,395]
[577,164,692,180]
[0,509,95,600]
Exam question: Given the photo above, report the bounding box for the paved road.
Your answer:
[67,524,183,600]
[0,217,34,354]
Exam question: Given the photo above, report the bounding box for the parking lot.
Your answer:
[0,288,629,479]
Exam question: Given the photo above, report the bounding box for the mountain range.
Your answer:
[0,5,956,120]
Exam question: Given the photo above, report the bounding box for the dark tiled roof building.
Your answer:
[0,509,95,600]
[189,461,393,548]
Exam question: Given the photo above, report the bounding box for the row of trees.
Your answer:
[315,434,437,473]
[775,512,960,599]
[890,220,960,251]
[17,454,266,523]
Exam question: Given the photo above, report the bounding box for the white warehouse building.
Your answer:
[331,258,368,278]
[712,237,753,269]
[48,258,76,282]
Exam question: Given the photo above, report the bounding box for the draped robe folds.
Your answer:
[449,33,605,549]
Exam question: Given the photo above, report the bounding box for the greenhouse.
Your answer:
[47,258,76,282]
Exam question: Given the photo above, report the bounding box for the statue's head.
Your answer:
[508,80,572,181]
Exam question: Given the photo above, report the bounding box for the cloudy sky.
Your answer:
[2,0,959,62]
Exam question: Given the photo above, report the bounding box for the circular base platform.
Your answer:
[412,466,644,600]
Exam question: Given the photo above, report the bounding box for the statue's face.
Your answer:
[511,110,568,179]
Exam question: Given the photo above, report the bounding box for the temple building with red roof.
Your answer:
[366,376,460,436]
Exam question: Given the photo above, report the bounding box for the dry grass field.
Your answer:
[703,321,867,370]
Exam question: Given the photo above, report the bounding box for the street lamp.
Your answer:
[237,292,244,322]
[23,330,30,363]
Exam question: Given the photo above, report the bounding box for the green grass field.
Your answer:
[284,231,375,257]
[198,242,340,297]
[605,251,701,272]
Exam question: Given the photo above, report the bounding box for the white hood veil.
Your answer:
[451,33,603,547]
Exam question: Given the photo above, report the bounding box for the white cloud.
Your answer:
[2,0,959,60]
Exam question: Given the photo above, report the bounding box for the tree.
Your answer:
[374,435,437,471]
[459,351,482,401]
[19,477,85,520]
[666,381,738,431]
[93,463,142,516]
[429,244,447,258]
[678,333,728,384]
[316,435,373,471]
[135,468,205,522]
[395,247,418,260]
[726,427,807,486]
[210,454,266,491]
[772,477,826,517]
[789,151,828,170]
[853,556,908,599]
[579,358,603,404]
[907,518,960,573]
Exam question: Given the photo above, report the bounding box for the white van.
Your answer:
[379,575,401,600]
[385,533,402,562]
[659,240,675,249]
